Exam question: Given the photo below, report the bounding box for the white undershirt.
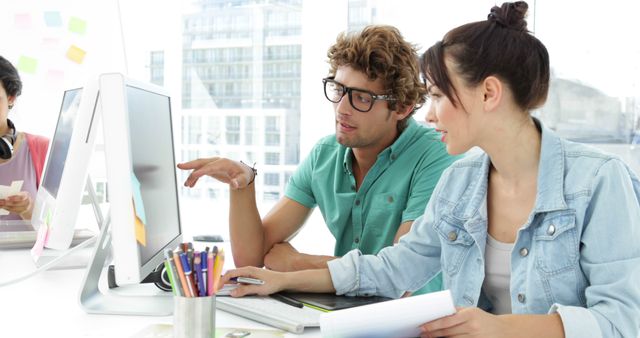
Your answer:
[483,234,514,314]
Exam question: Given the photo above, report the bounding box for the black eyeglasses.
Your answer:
[322,77,395,112]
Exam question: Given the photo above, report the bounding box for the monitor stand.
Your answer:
[34,177,103,270]
[78,186,173,316]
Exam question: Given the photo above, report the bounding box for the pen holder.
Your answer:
[173,295,216,338]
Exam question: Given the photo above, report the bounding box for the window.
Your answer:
[226,116,241,145]
[265,116,281,146]
[264,173,280,186]
[244,116,254,145]
[264,152,280,165]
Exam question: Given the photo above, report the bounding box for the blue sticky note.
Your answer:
[43,11,62,27]
[131,172,147,224]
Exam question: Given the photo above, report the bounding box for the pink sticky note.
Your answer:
[14,13,32,29]
[42,37,60,50]
[30,225,49,259]
[45,69,64,87]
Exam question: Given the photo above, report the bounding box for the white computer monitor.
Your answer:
[100,73,183,286]
[31,78,101,250]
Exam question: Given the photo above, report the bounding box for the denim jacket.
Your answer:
[328,120,640,338]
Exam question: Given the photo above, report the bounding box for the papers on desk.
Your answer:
[0,180,23,216]
[320,289,455,338]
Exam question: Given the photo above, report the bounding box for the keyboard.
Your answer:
[0,228,96,249]
[216,296,321,334]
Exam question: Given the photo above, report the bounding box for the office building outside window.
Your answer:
[179,0,301,203]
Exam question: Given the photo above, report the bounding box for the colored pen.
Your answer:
[173,250,192,297]
[194,255,206,297]
[231,276,265,285]
[163,260,177,296]
[164,249,183,296]
[200,251,208,296]
[270,293,304,308]
[180,252,197,297]
[212,248,225,292]
[207,247,217,296]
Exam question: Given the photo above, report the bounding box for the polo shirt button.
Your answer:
[519,247,529,257]
[547,224,556,236]
[387,196,394,203]
[390,154,397,160]
[447,231,457,241]
[354,237,360,243]
[517,293,526,303]
[355,199,360,206]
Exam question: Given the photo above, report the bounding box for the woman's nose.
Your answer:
[425,103,437,124]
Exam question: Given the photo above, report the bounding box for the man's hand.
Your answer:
[264,242,303,272]
[0,191,33,220]
[177,157,254,190]
[220,266,287,297]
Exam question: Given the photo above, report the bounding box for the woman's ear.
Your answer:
[8,96,16,109]
[482,76,502,112]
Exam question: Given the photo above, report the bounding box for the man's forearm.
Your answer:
[229,183,265,267]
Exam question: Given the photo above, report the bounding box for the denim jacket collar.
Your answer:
[449,118,568,225]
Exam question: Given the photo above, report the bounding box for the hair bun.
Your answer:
[487,1,529,31]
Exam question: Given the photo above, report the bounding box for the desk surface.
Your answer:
[0,247,320,338]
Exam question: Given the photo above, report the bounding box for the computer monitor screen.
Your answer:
[41,89,81,197]
[31,79,101,250]
[100,73,182,286]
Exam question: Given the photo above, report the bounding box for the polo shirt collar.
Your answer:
[341,118,420,173]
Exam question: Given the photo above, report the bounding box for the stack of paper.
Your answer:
[319,289,455,338]
[0,181,23,216]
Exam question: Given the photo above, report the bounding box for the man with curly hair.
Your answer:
[179,25,457,294]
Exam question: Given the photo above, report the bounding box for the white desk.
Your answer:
[0,248,320,337]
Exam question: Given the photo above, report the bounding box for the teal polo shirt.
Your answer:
[285,118,458,294]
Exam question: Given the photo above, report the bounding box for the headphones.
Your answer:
[0,119,17,160]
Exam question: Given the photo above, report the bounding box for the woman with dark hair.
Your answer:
[219,2,640,337]
[0,55,49,220]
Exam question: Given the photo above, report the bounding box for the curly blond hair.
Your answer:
[327,25,426,130]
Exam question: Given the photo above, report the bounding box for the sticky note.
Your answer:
[42,37,60,49]
[134,213,147,246]
[14,13,32,29]
[66,45,86,64]
[131,173,147,224]
[46,69,65,87]
[30,224,49,260]
[68,16,87,34]
[17,56,38,74]
[43,11,62,27]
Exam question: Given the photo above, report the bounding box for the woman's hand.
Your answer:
[220,266,288,297]
[420,307,512,338]
[0,191,33,219]
[177,157,254,190]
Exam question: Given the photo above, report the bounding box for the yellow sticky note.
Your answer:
[17,56,38,74]
[66,45,86,64]
[68,16,87,34]
[133,205,147,247]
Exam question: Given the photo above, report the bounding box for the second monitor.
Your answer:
[100,73,183,288]
[79,73,183,316]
